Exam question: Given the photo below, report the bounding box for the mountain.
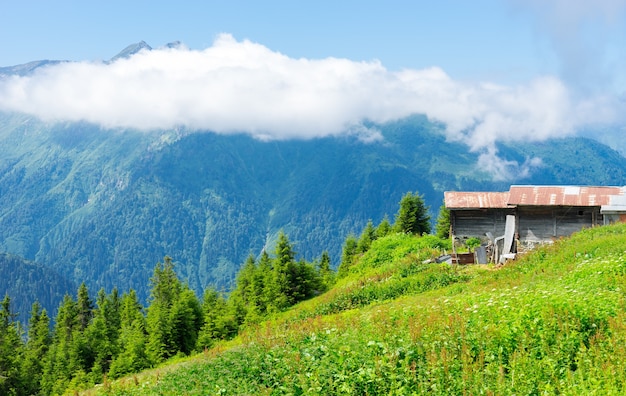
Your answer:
[1,109,626,314]
[109,40,152,62]
[0,253,75,324]
[0,60,65,76]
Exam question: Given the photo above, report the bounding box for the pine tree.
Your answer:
[197,287,232,351]
[76,282,94,332]
[393,191,431,235]
[21,301,51,395]
[337,234,358,278]
[259,251,276,313]
[41,294,80,395]
[357,219,377,253]
[0,294,24,394]
[376,215,392,238]
[228,255,257,325]
[84,288,122,380]
[146,256,201,363]
[146,256,182,364]
[270,232,297,310]
[168,288,203,356]
[317,251,335,290]
[109,290,149,379]
[294,259,321,301]
[435,202,451,239]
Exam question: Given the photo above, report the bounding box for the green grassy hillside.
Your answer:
[87,223,626,395]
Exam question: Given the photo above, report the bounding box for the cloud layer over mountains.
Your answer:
[1,34,621,145]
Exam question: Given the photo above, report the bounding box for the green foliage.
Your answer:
[0,295,24,395]
[21,302,51,395]
[94,223,626,396]
[357,219,377,253]
[317,251,335,291]
[109,290,149,379]
[393,191,431,235]
[465,236,481,251]
[337,234,358,279]
[435,202,450,239]
[5,112,626,329]
[146,256,202,364]
[375,215,392,239]
[197,288,233,350]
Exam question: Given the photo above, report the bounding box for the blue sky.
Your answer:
[1,0,626,179]
[0,1,565,81]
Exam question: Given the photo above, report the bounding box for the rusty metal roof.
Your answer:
[444,191,511,209]
[508,185,624,206]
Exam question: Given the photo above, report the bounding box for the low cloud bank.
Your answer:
[0,34,623,179]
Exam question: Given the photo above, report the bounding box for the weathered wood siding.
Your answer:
[517,206,601,242]
[451,209,514,239]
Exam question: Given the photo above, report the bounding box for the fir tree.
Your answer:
[109,290,149,379]
[357,219,377,253]
[146,256,182,364]
[270,232,297,310]
[435,202,451,239]
[228,255,257,325]
[0,294,24,394]
[337,234,358,278]
[376,215,392,238]
[21,301,51,395]
[393,191,431,235]
[197,287,232,351]
[317,251,335,290]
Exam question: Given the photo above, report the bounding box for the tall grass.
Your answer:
[93,224,626,395]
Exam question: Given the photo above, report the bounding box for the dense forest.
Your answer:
[0,192,438,395]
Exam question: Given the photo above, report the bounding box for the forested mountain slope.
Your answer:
[1,111,626,310]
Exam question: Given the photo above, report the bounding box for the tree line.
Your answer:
[0,191,435,395]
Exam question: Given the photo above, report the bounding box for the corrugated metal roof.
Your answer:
[444,191,510,209]
[508,185,624,207]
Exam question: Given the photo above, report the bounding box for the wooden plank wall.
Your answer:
[517,206,600,242]
[451,209,513,241]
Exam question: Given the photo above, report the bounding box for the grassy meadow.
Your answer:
[87,223,626,395]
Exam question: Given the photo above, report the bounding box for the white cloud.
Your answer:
[0,33,624,179]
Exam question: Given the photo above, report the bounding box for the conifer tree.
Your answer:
[258,251,276,313]
[269,231,297,310]
[246,254,268,323]
[228,255,257,325]
[84,288,121,380]
[168,288,203,356]
[146,256,201,363]
[41,294,80,394]
[0,294,24,394]
[197,287,232,351]
[294,259,321,301]
[76,282,94,332]
[337,234,358,278]
[435,202,451,239]
[109,290,149,379]
[393,191,431,235]
[376,215,392,238]
[317,251,335,290]
[357,219,377,253]
[146,256,181,364]
[21,301,51,395]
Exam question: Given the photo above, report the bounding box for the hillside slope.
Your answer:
[96,223,626,395]
[2,111,626,308]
